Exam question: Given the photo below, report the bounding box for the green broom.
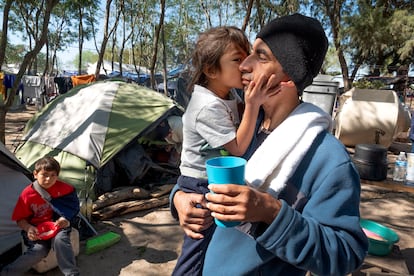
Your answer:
[78,212,121,255]
[81,164,121,255]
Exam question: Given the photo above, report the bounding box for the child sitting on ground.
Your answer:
[1,156,80,276]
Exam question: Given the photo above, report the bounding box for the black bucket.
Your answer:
[353,144,388,181]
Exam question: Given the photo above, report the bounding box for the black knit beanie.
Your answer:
[256,13,328,94]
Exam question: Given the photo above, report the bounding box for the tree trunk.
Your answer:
[337,47,351,91]
[119,0,135,78]
[350,56,363,84]
[95,0,119,79]
[78,5,84,75]
[0,109,7,146]
[149,0,165,90]
[111,30,117,74]
[199,0,212,28]
[161,25,168,96]
[326,1,352,91]
[0,0,14,144]
[0,0,14,71]
[0,0,59,144]
[241,0,254,32]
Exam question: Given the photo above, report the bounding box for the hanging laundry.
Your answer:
[71,74,96,87]
[0,72,5,101]
[22,75,43,105]
[3,74,25,107]
[44,75,58,100]
[54,76,73,94]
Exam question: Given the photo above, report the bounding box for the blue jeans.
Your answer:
[173,224,216,276]
[2,228,79,276]
[173,175,215,276]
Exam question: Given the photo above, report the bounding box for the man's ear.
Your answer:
[280,80,295,87]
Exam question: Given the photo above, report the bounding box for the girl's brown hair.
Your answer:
[34,156,61,175]
[188,26,250,92]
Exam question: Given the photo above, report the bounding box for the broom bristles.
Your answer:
[85,231,121,255]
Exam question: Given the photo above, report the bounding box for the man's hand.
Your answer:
[205,184,281,225]
[174,190,214,239]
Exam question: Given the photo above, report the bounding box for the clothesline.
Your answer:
[0,73,97,109]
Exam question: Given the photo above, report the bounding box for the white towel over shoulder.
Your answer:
[245,103,332,197]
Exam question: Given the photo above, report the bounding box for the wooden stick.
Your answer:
[150,184,174,198]
[92,195,169,220]
[92,187,151,211]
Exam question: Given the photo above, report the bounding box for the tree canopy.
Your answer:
[0,0,413,144]
[1,0,413,84]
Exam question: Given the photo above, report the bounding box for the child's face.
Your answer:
[33,169,58,189]
[209,43,248,93]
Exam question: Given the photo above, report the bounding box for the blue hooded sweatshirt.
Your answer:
[201,131,368,275]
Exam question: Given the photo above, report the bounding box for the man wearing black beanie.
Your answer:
[171,13,368,276]
[256,13,328,94]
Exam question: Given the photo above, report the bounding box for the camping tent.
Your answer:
[15,80,183,200]
[0,142,32,255]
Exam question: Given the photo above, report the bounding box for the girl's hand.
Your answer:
[244,74,281,106]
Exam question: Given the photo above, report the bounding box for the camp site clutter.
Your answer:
[1,69,414,274]
[0,60,180,112]
[6,72,413,223]
[0,73,97,111]
[14,80,184,221]
[2,61,189,224]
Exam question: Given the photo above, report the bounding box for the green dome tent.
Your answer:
[0,142,33,257]
[15,80,184,200]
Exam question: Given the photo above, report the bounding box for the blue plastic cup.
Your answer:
[205,156,246,227]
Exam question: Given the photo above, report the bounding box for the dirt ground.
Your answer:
[4,104,414,276]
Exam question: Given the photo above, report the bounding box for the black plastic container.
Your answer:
[353,144,388,181]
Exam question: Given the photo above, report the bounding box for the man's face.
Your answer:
[239,38,290,90]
